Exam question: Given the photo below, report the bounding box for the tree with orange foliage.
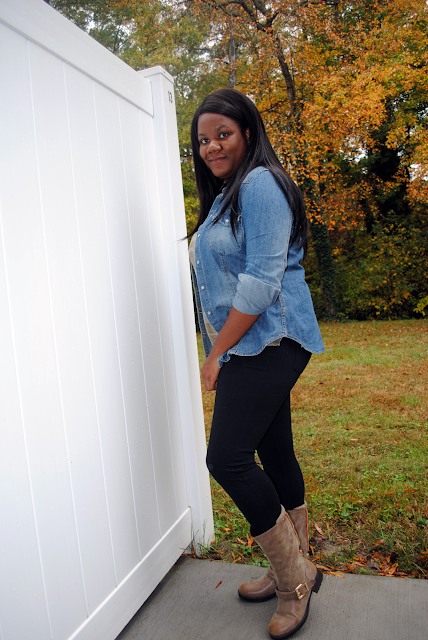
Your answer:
[186,0,428,317]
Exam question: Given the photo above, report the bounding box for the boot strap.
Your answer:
[276,582,310,601]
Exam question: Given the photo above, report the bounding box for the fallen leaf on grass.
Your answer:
[236,538,246,545]
[215,581,222,589]
[373,540,385,546]
[314,522,325,536]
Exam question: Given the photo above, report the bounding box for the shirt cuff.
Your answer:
[232,274,280,315]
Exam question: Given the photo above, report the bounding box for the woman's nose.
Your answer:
[207,139,221,152]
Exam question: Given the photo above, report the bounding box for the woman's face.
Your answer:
[197,113,249,181]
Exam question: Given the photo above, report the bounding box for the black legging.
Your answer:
[206,337,311,536]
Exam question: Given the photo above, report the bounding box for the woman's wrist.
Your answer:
[209,344,224,360]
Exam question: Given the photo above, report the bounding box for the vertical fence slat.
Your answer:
[116,98,164,554]
[135,110,183,534]
[0,208,52,640]
[0,24,52,640]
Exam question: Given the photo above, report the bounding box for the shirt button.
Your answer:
[197,260,199,264]
[225,219,229,222]
[207,311,211,315]
[201,286,205,289]
[198,233,201,237]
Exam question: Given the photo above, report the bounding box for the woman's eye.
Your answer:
[199,138,209,145]
[219,132,228,139]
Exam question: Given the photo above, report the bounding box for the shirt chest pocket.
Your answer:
[209,216,243,255]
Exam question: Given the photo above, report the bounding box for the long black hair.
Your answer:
[189,88,308,254]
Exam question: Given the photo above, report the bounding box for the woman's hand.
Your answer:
[201,353,220,391]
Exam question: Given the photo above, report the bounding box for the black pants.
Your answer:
[206,338,311,536]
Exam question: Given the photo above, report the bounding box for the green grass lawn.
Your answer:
[195,319,428,578]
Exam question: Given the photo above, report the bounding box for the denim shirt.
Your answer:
[192,167,324,364]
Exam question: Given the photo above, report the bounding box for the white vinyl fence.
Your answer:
[0,1,214,639]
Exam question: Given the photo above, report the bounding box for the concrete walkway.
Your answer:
[118,556,428,640]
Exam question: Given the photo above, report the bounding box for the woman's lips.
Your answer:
[209,156,227,164]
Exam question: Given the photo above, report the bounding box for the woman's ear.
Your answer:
[245,128,250,142]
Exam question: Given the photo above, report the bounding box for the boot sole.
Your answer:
[269,569,323,640]
[238,589,276,603]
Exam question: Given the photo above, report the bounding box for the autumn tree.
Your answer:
[185,0,428,317]
[296,0,428,317]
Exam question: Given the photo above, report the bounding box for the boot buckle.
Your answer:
[295,582,309,600]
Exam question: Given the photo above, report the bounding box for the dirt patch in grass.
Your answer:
[194,319,428,578]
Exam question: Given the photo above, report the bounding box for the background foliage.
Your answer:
[48,0,428,320]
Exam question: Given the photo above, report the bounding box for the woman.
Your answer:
[189,89,324,640]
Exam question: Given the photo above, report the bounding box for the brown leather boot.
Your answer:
[254,507,322,639]
[238,502,309,602]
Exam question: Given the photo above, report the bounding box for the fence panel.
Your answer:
[0,1,213,639]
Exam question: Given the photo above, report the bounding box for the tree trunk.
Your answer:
[274,34,296,115]
[228,33,236,88]
[309,219,338,317]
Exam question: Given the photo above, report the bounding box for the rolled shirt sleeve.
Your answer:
[232,170,292,315]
